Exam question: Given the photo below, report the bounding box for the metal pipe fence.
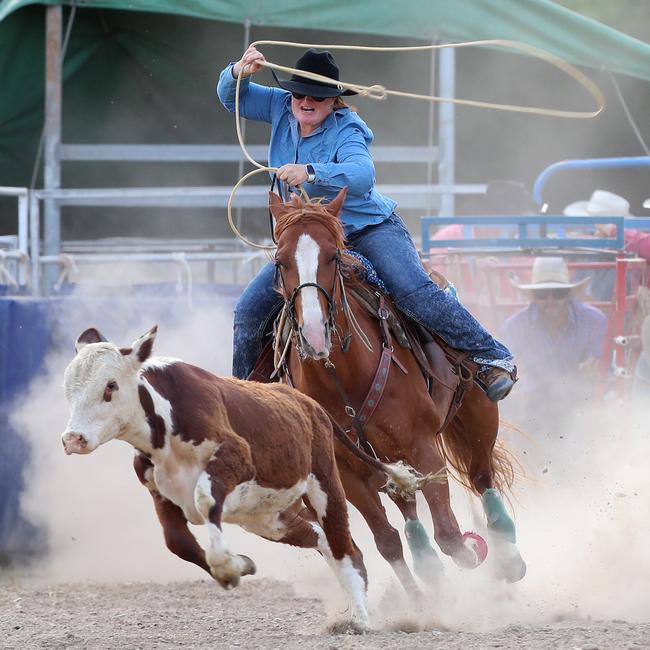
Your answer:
[0,186,30,286]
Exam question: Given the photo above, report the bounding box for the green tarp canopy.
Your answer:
[3,0,650,79]
[1,0,649,190]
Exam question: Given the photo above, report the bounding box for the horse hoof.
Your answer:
[491,540,526,583]
[453,532,488,569]
[463,532,488,564]
[498,554,527,583]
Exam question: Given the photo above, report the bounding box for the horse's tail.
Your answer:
[327,415,446,500]
[435,416,518,495]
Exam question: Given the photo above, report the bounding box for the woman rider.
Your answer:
[217,46,516,401]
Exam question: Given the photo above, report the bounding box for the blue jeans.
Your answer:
[232,214,514,379]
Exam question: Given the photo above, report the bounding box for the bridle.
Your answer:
[275,250,341,358]
[274,239,404,461]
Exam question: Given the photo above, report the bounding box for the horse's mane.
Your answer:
[274,198,372,286]
[274,199,346,251]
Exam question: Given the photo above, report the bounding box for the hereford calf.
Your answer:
[62,326,369,629]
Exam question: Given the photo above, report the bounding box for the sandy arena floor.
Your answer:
[1,578,648,650]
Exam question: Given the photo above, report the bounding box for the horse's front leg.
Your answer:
[390,495,445,587]
[337,460,422,598]
[401,434,488,571]
[194,437,257,589]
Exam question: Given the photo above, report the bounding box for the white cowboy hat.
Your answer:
[563,190,632,217]
[511,256,590,291]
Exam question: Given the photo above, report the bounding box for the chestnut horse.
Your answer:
[269,188,526,591]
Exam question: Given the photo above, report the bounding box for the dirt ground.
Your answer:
[0,577,648,650]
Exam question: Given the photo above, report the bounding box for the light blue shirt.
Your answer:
[217,64,396,234]
[499,300,607,394]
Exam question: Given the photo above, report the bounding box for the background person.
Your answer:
[499,256,607,405]
[564,190,650,300]
[217,46,516,400]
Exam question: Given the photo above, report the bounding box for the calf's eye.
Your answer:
[103,381,118,402]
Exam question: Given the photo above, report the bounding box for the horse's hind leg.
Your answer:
[450,385,526,582]
[391,496,445,587]
[338,464,422,598]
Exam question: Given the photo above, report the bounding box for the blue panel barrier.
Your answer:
[625,218,650,231]
[0,298,51,564]
[0,283,241,565]
[421,215,625,253]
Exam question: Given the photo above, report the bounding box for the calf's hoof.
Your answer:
[326,618,370,635]
[212,554,257,589]
[239,554,257,577]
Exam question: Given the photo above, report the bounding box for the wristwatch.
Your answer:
[306,164,316,183]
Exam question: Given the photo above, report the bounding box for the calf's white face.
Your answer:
[62,326,156,455]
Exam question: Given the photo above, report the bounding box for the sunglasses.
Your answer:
[291,93,328,102]
[533,288,571,300]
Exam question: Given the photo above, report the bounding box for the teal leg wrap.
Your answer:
[404,519,444,582]
[481,488,516,544]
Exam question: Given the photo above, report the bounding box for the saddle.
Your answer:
[248,270,478,437]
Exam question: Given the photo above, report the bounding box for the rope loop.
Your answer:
[227,39,606,249]
[361,84,388,100]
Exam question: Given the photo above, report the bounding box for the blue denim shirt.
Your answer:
[217,64,396,234]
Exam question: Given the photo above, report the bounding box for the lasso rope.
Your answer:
[227,39,606,249]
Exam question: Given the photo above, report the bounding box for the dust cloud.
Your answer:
[9,298,649,631]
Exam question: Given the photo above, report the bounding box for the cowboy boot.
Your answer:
[476,366,517,402]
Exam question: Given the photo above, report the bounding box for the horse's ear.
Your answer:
[326,187,348,218]
[289,193,302,209]
[269,191,285,219]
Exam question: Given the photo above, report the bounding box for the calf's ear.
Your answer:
[128,325,158,363]
[75,328,108,353]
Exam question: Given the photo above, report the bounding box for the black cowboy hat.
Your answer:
[272,48,357,98]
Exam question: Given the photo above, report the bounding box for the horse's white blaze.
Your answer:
[295,233,327,353]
